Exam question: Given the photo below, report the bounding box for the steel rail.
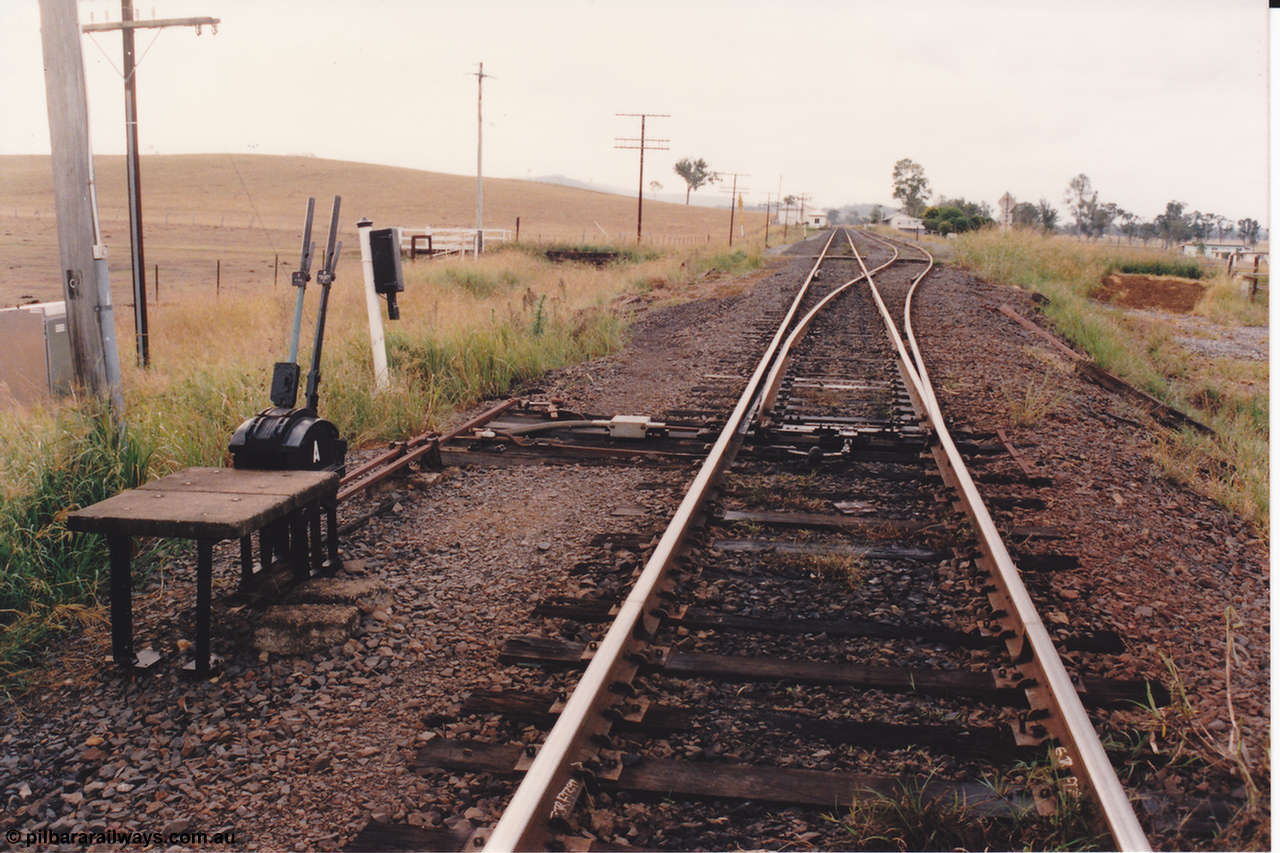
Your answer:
[756,243,900,419]
[483,230,841,852]
[846,228,1151,851]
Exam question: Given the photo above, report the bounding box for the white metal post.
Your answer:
[356,218,389,389]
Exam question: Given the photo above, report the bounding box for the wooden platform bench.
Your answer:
[67,467,340,677]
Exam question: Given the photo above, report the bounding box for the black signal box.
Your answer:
[369,227,404,319]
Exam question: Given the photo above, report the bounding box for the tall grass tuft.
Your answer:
[0,408,151,680]
[696,249,764,277]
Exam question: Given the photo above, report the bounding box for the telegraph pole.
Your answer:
[715,172,749,246]
[796,192,813,233]
[763,193,771,248]
[40,0,123,414]
[615,113,669,244]
[82,3,218,368]
[472,62,492,254]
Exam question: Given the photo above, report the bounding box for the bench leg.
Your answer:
[309,504,324,576]
[239,535,254,589]
[325,500,341,575]
[108,535,134,669]
[291,510,309,582]
[195,539,213,678]
[259,527,272,573]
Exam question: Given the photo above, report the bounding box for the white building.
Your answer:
[1179,240,1257,260]
[773,206,812,226]
[888,213,924,232]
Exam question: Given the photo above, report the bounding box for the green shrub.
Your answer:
[697,249,763,277]
[1111,260,1204,279]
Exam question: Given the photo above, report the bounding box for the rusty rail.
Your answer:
[335,398,517,502]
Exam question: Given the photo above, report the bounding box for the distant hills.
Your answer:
[0,154,761,304]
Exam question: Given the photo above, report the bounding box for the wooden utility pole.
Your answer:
[472,61,492,255]
[39,0,124,412]
[715,172,749,246]
[83,4,218,367]
[795,193,812,233]
[615,113,669,244]
[764,192,771,248]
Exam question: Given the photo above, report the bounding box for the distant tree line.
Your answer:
[884,159,1264,246]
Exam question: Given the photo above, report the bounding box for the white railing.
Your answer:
[395,226,512,258]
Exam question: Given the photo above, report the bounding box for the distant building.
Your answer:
[1179,240,1260,260]
[888,213,923,232]
[773,206,824,227]
[772,206,801,226]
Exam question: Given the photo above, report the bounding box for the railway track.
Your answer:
[346,228,1166,851]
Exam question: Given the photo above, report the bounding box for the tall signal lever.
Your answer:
[270,197,315,408]
[229,196,347,474]
[305,197,342,413]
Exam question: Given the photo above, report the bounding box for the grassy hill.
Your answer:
[0,154,760,306]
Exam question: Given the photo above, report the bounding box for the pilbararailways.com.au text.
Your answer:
[6,827,237,847]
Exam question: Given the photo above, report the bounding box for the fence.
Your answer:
[396,227,512,259]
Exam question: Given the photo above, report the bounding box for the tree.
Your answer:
[673,158,717,204]
[1237,217,1261,246]
[1064,173,1101,239]
[937,197,994,226]
[826,208,842,225]
[1155,201,1189,248]
[1188,210,1210,241]
[1214,215,1233,241]
[868,204,883,224]
[921,200,993,235]
[1010,201,1040,228]
[1036,199,1058,233]
[649,180,663,194]
[1117,209,1140,244]
[891,158,931,217]
[1090,201,1119,240]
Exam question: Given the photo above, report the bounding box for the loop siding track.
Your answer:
[386,229,1157,851]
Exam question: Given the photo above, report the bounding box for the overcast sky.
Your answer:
[3,0,1269,223]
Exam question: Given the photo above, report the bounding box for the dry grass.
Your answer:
[1136,612,1270,850]
[1002,370,1064,426]
[775,550,864,588]
[951,229,1268,529]
[1192,270,1270,327]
